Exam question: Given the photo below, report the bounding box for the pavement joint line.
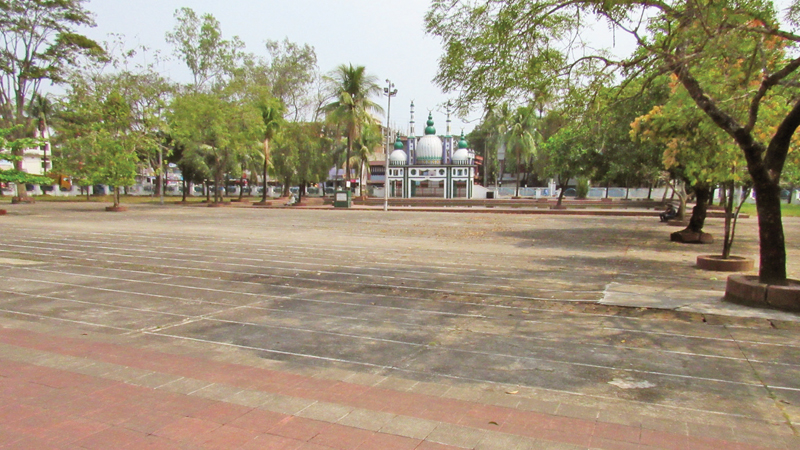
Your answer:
[4,283,796,393]
[18,228,522,276]
[4,272,797,388]
[34,236,546,289]
[0,326,772,432]
[142,325,784,392]
[22,265,494,321]
[3,239,561,293]
[1,243,572,302]
[4,246,708,317]
[12,253,785,332]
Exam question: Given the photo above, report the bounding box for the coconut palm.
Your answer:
[350,120,382,199]
[505,105,538,197]
[28,94,54,176]
[257,97,284,202]
[322,64,383,189]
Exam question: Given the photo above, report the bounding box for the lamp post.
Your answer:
[383,79,397,212]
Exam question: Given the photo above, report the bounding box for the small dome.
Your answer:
[394,135,404,150]
[452,148,470,165]
[415,113,443,164]
[457,131,469,149]
[390,149,407,165]
[424,113,436,135]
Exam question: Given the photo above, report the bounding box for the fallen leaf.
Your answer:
[488,421,499,426]
[506,390,518,395]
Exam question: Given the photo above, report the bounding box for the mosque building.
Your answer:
[385,102,476,198]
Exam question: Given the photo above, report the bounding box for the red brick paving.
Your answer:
[0,326,788,450]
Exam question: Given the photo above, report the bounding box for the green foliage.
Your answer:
[168,91,263,202]
[323,64,383,184]
[426,0,800,281]
[271,121,332,192]
[0,0,105,131]
[165,7,244,92]
[0,126,51,185]
[53,48,171,203]
[576,177,589,199]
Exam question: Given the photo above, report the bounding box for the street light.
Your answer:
[383,79,397,212]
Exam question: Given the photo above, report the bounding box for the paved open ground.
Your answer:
[1,201,800,449]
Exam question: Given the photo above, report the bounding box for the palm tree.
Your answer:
[505,105,538,197]
[257,97,284,203]
[28,94,54,185]
[351,120,382,199]
[322,64,383,189]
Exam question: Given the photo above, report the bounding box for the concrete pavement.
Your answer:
[0,201,799,449]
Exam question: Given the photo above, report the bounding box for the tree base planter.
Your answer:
[207,202,231,207]
[696,255,754,272]
[726,275,800,312]
[670,229,713,244]
[105,206,128,212]
[551,204,567,210]
[11,197,34,204]
[230,198,250,203]
[253,201,272,206]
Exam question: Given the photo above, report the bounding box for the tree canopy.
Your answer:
[426,0,800,283]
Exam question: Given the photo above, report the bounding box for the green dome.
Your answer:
[394,136,404,150]
[458,131,468,149]
[425,113,436,135]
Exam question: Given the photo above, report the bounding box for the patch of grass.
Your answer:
[0,194,211,204]
[738,202,800,217]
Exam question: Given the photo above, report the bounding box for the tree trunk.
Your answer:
[182,179,187,202]
[238,167,245,202]
[685,184,710,233]
[283,178,291,197]
[754,180,787,283]
[722,182,735,259]
[345,135,352,191]
[261,138,270,203]
[556,178,568,207]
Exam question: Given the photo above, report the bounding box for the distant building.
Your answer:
[384,104,476,199]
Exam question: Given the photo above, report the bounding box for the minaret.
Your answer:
[408,101,416,164]
[445,103,452,137]
[445,102,453,164]
[409,101,415,136]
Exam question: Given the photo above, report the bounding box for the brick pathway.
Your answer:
[0,326,787,450]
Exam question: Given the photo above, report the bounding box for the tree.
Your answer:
[264,39,318,122]
[169,92,262,204]
[28,94,54,175]
[0,0,104,198]
[505,105,538,197]
[53,45,171,207]
[426,0,800,284]
[351,119,382,199]
[165,7,243,92]
[0,126,51,193]
[323,64,383,189]
[256,97,285,203]
[539,121,597,206]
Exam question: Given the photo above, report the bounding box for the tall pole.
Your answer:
[383,80,397,212]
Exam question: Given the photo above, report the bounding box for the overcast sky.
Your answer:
[77,0,479,134]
